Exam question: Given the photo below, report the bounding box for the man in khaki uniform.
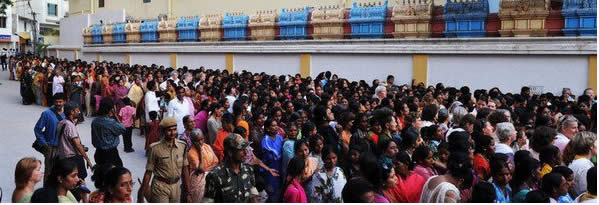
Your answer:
[138,117,191,203]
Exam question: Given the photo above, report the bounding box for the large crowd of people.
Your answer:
[9,53,598,203]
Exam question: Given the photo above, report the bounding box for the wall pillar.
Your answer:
[96,53,101,62]
[125,54,130,64]
[412,54,428,86]
[589,55,597,93]
[170,53,178,68]
[74,50,79,60]
[225,53,234,73]
[299,53,311,78]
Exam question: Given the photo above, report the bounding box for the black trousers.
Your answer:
[123,127,133,150]
[94,147,123,167]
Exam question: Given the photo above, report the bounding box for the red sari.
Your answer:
[389,171,427,203]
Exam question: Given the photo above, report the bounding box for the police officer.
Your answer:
[138,117,191,202]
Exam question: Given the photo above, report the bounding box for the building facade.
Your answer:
[13,0,68,52]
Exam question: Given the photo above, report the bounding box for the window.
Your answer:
[143,0,151,3]
[47,3,57,16]
[99,0,104,8]
[0,17,5,28]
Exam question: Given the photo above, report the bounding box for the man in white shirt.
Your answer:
[495,122,516,163]
[159,71,179,91]
[554,115,579,153]
[167,86,191,135]
[144,82,160,122]
[52,69,65,95]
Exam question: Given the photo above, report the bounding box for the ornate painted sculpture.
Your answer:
[391,0,433,38]
[249,10,278,40]
[102,23,114,44]
[125,21,141,43]
[499,0,549,37]
[278,7,310,40]
[112,22,127,43]
[91,24,104,44]
[199,14,223,41]
[177,16,200,42]
[443,0,489,38]
[563,0,597,36]
[223,12,249,41]
[349,1,388,38]
[311,5,346,39]
[158,17,178,42]
[82,26,93,44]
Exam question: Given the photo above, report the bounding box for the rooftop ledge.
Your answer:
[81,36,597,55]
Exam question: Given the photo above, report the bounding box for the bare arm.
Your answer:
[138,170,152,203]
[72,138,93,169]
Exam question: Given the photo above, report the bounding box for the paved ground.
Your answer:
[0,71,147,202]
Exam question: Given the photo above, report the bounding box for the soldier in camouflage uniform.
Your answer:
[203,133,260,202]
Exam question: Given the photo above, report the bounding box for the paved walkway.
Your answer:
[0,70,147,202]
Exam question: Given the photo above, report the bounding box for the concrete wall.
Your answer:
[88,9,125,25]
[77,37,596,95]
[59,14,88,46]
[130,53,170,67]
[427,55,589,95]
[235,54,300,76]
[58,9,125,47]
[178,53,225,70]
[85,52,594,95]
[102,52,126,63]
[312,54,413,85]
[80,52,96,62]
[94,0,169,20]
[59,50,77,61]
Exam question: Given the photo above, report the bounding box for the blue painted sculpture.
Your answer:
[278,7,310,40]
[91,24,103,44]
[349,1,388,39]
[140,20,159,42]
[563,0,597,36]
[443,0,489,38]
[223,13,249,41]
[112,22,127,43]
[177,16,200,41]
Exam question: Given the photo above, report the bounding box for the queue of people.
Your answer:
[9,53,598,203]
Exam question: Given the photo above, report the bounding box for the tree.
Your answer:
[0,0,13,16]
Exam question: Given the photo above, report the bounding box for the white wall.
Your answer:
[59,9,125,46]
[102,52,126,63]
[48,49,58,58]
[89,9,125,25]
[58,50,76,61]
[311,54,413,86]
[427,55,589,95]
[178,53,225,70]
[234,54,300,76]
[59,14,88,46]
[130,53,170,67]
[80,52,96,62]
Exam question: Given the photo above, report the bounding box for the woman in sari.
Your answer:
[420,152,473,203]
[261,118,284,202]
[187,129,219,203]
[389,152,427,203]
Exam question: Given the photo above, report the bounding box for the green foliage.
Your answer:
[34,43,50,57]
[0,0,14,16]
